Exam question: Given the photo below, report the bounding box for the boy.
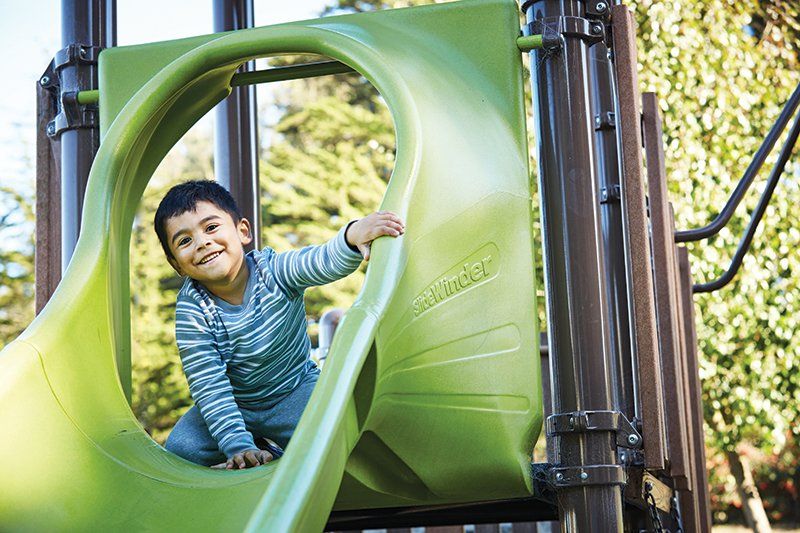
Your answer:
[154,180,404,469]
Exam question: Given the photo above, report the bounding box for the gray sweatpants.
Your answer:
[165,369,319,466]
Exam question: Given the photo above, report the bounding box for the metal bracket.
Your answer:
[547,410,643,449]
[618,448,644,467]
[624,469,672,513]
[40,43,102,138]
[550,464,626,488]
[584,1,611,21]
[526,16,606,51]
[601,184,621,204]
[595,111,616,131]
[531,462,557,504]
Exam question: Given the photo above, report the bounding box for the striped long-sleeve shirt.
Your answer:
[175,227,363,458]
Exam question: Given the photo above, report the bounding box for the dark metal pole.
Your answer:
[213,0,260,250]
[523,0,624,530]
[60,0,116,270]
[589,37,637,422]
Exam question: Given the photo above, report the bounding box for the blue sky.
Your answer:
[0,0,330,195]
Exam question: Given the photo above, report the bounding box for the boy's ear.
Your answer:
[238,218,253,246]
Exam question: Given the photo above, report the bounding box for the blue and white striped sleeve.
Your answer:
[175,295,257,458]
[269,225,363,299]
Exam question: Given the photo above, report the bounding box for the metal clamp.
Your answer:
[550,464,626,488]
[584,1,611,20]
[547,410,643,449]
[526,16,606,51]
[40,43,103,138]
[600,184,621,204]
[594,111,616,131]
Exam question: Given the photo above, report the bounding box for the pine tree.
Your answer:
[0,186,34,348]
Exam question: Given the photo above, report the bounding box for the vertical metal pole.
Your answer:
[60,0,116,271]
[213,0,260,250]
[589,36,637,422]
[35,84,62,313]
[523,1,624,530]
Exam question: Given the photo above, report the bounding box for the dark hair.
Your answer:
[154,180,242,259]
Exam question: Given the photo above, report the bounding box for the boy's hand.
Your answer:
[211,449,273,470]
[345,211,405,261]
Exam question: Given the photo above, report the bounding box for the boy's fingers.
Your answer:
[377,212,403,224]
[261,451,274,463]
[244,451,260,467]
[376,225,401,237]
[210,462,226,469]
[234,455,246,469]
[385,221,404,233]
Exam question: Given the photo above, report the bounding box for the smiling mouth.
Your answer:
[197,251,222,265]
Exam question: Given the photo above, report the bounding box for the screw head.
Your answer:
[40,76,50,86]
[580,471,589,480]
[568,416,575,427]
[46,123,55,135]
[628,434,640,445]
[79,47,87,58]
[592,24,603,35]
[596,2,608,12]
[555,472,564,482]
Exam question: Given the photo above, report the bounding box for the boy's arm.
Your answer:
[176,301,258,458]
[270,212,404,298]
[269,225,364,298]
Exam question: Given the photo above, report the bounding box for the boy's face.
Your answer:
[164,201,252,284]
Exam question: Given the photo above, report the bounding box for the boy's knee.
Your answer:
[165,431,191,459]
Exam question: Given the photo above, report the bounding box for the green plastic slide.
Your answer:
[0,1,542,530]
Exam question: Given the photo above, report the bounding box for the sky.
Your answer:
[0,0,330,195]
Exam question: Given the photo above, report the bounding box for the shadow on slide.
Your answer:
[0,1,542,530]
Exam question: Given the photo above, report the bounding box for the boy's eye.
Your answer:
[206,223,219,232]
[178,237,191,247]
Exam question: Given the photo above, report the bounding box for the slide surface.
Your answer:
[0,1,542,530]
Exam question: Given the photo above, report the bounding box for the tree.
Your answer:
[635,0,800,526]
[129,127,214,443]
[0,186,34,349]
[261,96,394,319]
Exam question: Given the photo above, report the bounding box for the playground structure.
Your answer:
[3,0,799,531]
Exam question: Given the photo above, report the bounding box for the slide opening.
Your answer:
[127,54,396,458]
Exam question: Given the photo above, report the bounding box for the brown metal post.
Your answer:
[213,0,260,250]
[610,5,667,471]
[35,84,62,313]
[522,0,624,530]
[678,248,712,532]
[589,18,637,425]
[642,92,692,487]
[59,0,116,270]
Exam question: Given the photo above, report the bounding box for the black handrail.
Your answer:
[693,109,800,293]
[676,82,800,243]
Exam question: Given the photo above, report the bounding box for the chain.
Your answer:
[644,481,665,533]
[670,494,684,533]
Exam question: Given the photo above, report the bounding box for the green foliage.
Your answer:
[261,95,395,319]
[129,129,214,443]
[0,186,34,349]
[635,0,800,521]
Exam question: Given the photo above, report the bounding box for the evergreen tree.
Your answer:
[0,186,34,348]
[129,128,214,443]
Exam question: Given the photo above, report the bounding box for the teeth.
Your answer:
[199,252,221,265]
